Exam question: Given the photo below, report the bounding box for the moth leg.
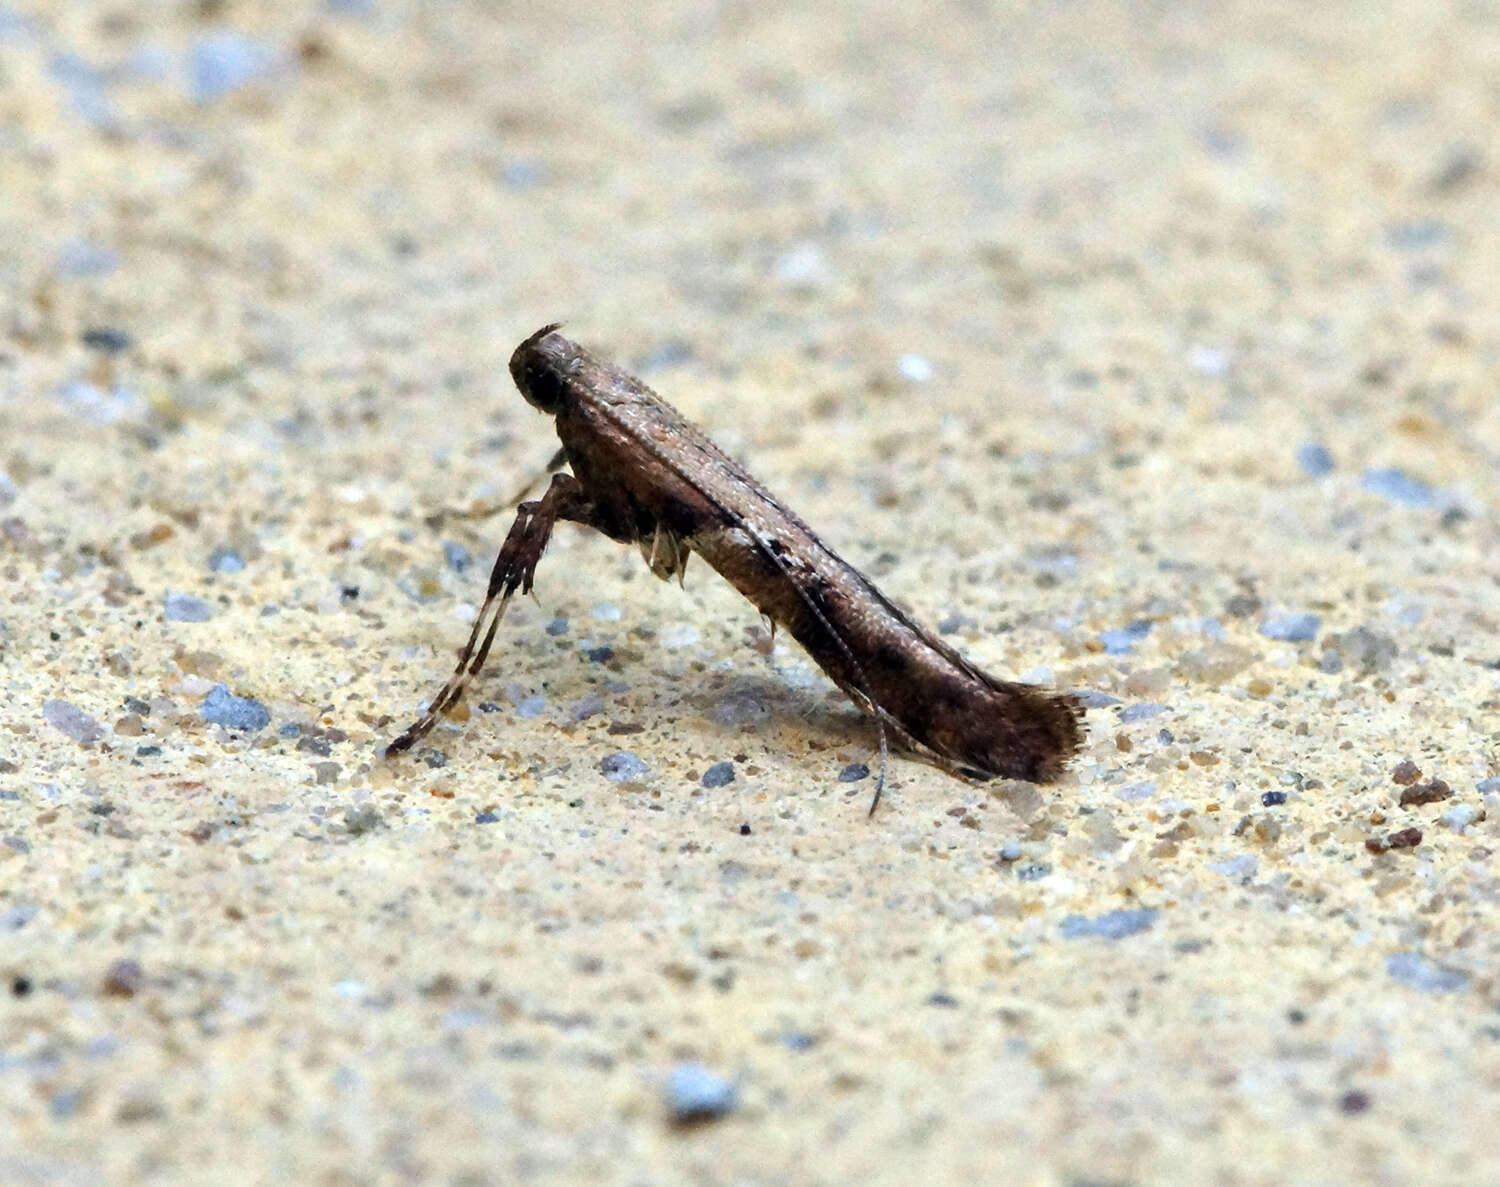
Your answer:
[387,472,595,755]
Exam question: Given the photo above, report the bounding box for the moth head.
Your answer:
[510,323,574,414]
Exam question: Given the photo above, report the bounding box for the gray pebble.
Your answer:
[1296,442,1335,477]
[545,617,569,636]
[81,327,131,353]
[343,803,381,834]
[1259,613,1320,642]
[1478,777,1500,794]
[207,546,245,573]
[187,32,276,104]
[701,761,736,789]
[710,690,769,727]
[513,694,546,719]
[1,905,38,931]
[1208,855,1259,879]
[1360,467,1436,508]
[43,699,104,744]
[1119,702,1165,723]
[442,541,471,573]
[164,592,214,622]
[1059,908,1158,941]
[56,237,119,278]
[664,1063,738,1123]
[1338,626,1398,670]
[1077,691,1121,708]
[1385,218,1450,251]
[567,694,605,723]
[1385,952,1468,994]
[837,763,869,783]
[200,684,271,731]
[1442,804,1479,832]
[599,751,648,782]
[1100,620,1152,655]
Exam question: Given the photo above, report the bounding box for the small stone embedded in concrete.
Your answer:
[513,694,546,719]
[1059,908,1158,941]
[710,690,769,727]
[1360,467,1436,507]
[442,540,471,572]
[1296,442,1335,477]
[1336,626,1398,670]
[701,761,736,789]
[43,699,104,744]
[102,958,144,998]
[545,617,569,636]
[1442,804,1479,831]
[600,751,649,782]
[1398,779,1451,806]
[164,592,214,622]
[936,612,975,635]
[1100,620,1152,655]
[898,353,934,382]
[475,811,498,824]
[567,694,605,723]
[837,763,869,783]
[1385,952,1468,994]
[660,623,699,649]
[1478,776,1500,795]
[1260,613,1320,642]
[200,684,271,731]
[343,803,381,834]
[187,31,278,104]
[1119,702,1165,723]
[81,327,132,354]
[207,546,245,573]
[1187,343,1230,376]
[1208,855,1259,878]
[664,1062,738,1124]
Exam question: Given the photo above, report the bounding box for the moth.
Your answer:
[388,325,1085,811]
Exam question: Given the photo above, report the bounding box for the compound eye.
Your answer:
[516,356,568,413]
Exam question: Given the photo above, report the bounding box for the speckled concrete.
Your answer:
[2,2,1499,1184]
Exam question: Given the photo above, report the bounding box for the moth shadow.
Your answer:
[681,671,876,758]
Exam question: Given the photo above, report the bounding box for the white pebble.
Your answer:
[897,353,933,382]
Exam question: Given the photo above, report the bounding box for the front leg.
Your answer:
[387,472,600,755]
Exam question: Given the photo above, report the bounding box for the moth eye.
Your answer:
[513,356,568,413]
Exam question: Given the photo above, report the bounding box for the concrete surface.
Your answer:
[1,2,1498,1184]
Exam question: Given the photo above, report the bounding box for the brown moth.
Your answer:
[388,325,1085,811]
